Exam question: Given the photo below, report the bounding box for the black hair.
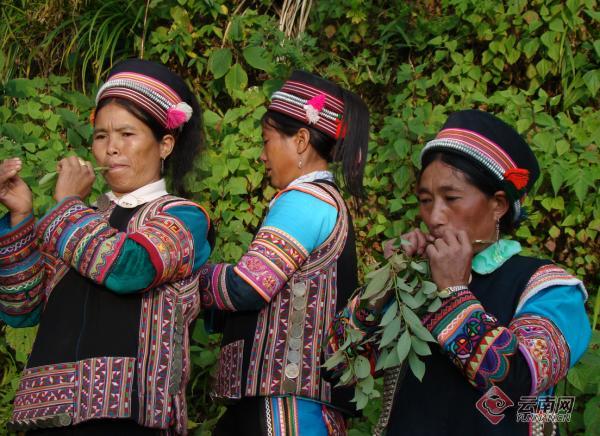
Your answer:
[261,72,369,207]
[94,95,203,197]
[419,151,516,234]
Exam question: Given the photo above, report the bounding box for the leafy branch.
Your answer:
[325,243,447,410]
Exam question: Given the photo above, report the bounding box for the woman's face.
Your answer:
[417,160,504,245]
[92,102,170,197]
[260,123,301,190]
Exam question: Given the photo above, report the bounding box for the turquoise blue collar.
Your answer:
[472,239,522,275]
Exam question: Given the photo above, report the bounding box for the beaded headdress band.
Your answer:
[268,80,345,139]
[421,127,530,222]
[95,72,193,130]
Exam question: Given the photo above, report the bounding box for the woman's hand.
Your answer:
[425,228,472,289]
[399,229,435,257]
[0,158,33,226]
[54,156,95,202]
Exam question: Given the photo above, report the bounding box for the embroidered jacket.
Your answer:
[199,181,357,412]
[0,192,211,434]
[330,241,590,435]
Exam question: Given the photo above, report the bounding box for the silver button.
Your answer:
[284,363,299,379]
[290,323,303,338]
[288,337,302,350]
[287,350,301,364]
[292,297,306,311]
[282,378,297,393]
[290,310,304,324]
[292,282,307,297]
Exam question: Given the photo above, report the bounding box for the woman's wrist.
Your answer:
[10,211,32,228]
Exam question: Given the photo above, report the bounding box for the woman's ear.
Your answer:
[295,128,310,155]
[160,134,175,160]
[492,190,510,221]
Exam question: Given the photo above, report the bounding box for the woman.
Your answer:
[0,59,211,434]
[198,70,369,435]
[331,110,591,435]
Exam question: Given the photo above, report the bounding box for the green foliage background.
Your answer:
[0,0,599,434]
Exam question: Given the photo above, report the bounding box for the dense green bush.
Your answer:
[1,0,598,434]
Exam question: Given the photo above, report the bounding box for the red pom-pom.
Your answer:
[504,168,529,190]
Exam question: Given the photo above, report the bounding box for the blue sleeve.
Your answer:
[515,284,591,367]
[263,190,337,252]
[105,205,211,293]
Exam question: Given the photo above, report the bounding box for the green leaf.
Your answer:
[402,305,435,342]
[380,300,398,327]
[354,355,371,379]
[362,264,391,299]
[242,46,271,72]
[583,69,600,97]
[209,48,232,79]
[380,317,401,347]
[5,326,37,363]
[420,280,437,295]
[408,351,426,381]
[396,330,411,363]
[225,63,249,96]
[411,336,432,356]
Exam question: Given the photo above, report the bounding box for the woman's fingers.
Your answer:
[54,156,96,202]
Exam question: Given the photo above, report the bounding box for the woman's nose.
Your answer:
[429,200,447,227]
[106,136,120,155]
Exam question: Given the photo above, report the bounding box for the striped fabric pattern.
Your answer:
[10,357,135,429]
[96,72,183,127]
[269,80,344,138]
[0,216,45,317]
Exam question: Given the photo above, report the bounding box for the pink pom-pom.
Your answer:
[165,102,193,129]
[306,93,326,112]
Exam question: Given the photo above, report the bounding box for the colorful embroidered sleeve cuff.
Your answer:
[422,289,518,391]
[199,263,265,311]
[509,314,570,395]
[0,213,45,322]
[232,226,308,303]
[36,197,205,290]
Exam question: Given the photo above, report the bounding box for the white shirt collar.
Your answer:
[287,170,334,188]
[269,171,334,208]
[103,179,168,209]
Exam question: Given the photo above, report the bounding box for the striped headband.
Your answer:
[421,127,531,222]
[268,80,345,138]
[95,72,193,129]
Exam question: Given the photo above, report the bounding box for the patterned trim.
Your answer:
[516,264,587,313]
[510,315,570,395]
[422,289,518,391]
[199,263,236,311]
[266,396,300,436]
[269,80,344,138]
[0,216,45,316]
[211,340,244,400]
[10,357,135,430]
[234,227,308,302]
[322,404,347,435]
[272,184,339,210]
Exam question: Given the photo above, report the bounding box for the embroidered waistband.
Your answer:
[9,356,135,431]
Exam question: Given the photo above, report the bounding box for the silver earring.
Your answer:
[160,158,165,175]
[495,219,500,242]
[298,158,303,169]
